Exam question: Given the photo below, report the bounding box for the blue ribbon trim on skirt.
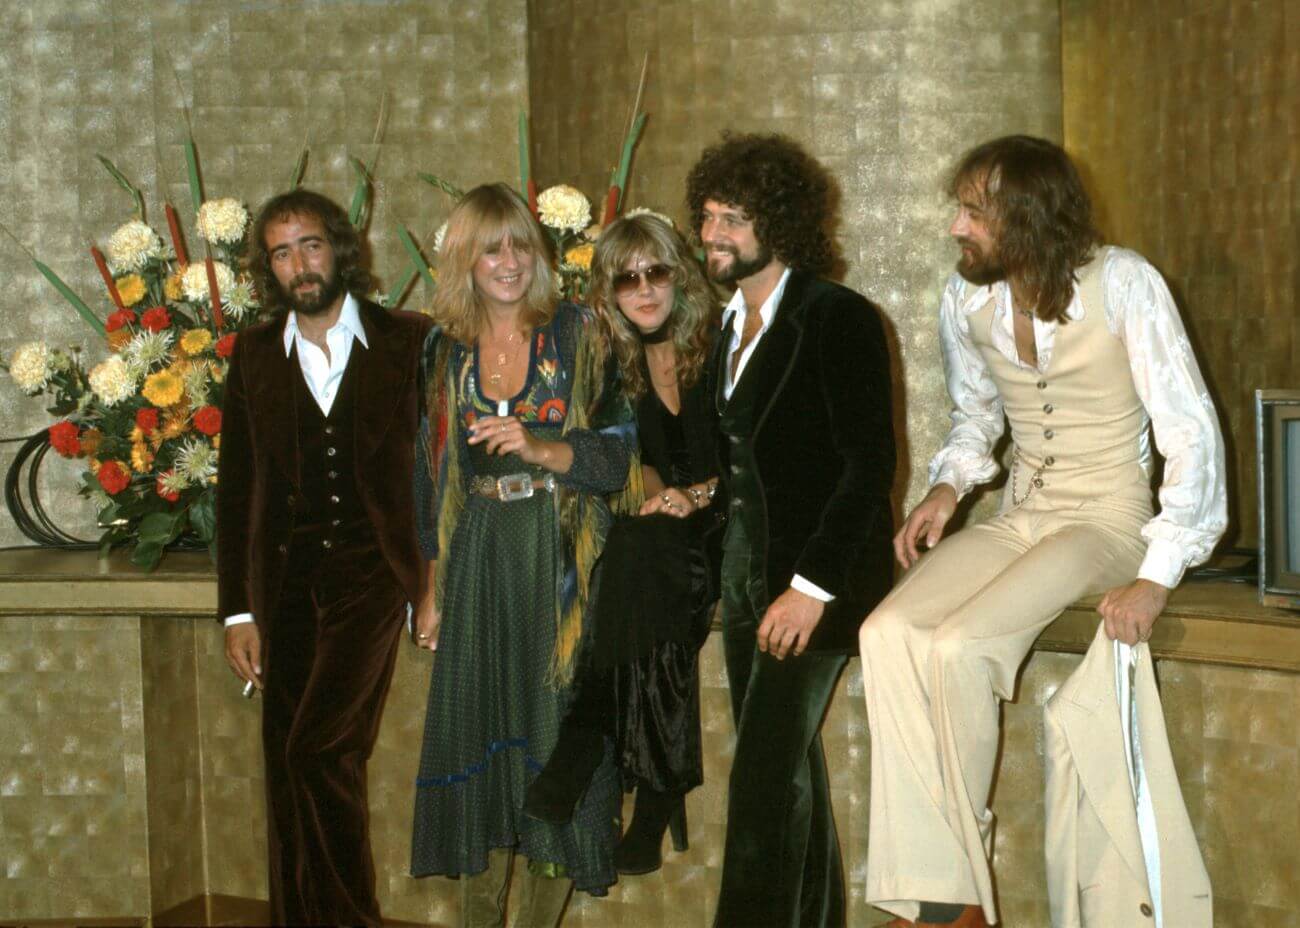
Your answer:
[415,737,544,788]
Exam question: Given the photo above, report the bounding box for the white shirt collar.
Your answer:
[958,277,1086,323]
[725,266,792,337]
[282,292,367,356]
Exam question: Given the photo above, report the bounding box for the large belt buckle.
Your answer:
[496,472,535,502]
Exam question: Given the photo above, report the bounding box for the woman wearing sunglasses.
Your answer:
[522,210,725,875]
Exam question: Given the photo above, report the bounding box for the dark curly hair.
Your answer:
[248,188,372,314]
[686,132,835,275]
[948,135,1100,324]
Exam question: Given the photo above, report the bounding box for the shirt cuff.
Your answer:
[929,465,968,501]
[791,574,835,603]
[1136,538,1187,590]
[223,612,255,627]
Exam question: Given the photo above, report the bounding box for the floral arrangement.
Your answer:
[4,178,265,568]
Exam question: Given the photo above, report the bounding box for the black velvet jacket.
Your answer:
[216,299,432,625]
[712,269,895,654]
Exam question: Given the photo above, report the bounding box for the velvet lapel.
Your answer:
[713,309,734,417]
[1058,628,1151,892]
[353,300,414,463]
[259,322,301,490]
[738,269,811,441]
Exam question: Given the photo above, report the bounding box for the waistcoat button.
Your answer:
[322,539,333,550]
[1043,403,1053,413]
[1032,477,1044,488]
[1045,456,1055,466]
[329,494,340,505]
[324,425,334,436]
[277,543,288,554]
[1044,429,1055,439]
[1037,379,1047,389]
[326,446,338,457]
[328,470,339,479]
[1139,903,1153,918]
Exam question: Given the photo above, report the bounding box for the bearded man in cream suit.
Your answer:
[857,135,1226,928]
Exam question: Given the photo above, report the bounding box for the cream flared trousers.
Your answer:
[858,495,1149,924]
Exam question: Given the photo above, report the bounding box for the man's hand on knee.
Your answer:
[757,588,826,660]
[1097,579,1170,645]
[894,483,958,569]
[225,623,264,691]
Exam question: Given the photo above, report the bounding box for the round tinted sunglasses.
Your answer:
[612,264,674,295]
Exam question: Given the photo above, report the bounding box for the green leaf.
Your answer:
[288,146,308,190]
[518,110,530,196]
[384,262,419,309]
[189,493,216,543]
[130,540,164,570]
[138,511,181,544]
[417,172,464,201]
[96,154,145,220]
[96,502,122,526]
[184,135,203,214]
[396,225,437,291]
[33,259,105,337]
[347,157,371,229]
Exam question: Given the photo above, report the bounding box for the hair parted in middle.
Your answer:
[685,131,835,276]
[591,213,721,399]
[948,134,1100,324]
[248,187,372,315]
[432,182,558,344]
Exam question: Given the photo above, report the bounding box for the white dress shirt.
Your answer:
[927,246,1227,588]
[722,268,833,604]
[223,295,368,627]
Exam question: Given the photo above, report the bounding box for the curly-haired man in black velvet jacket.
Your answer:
[687,133,896,928]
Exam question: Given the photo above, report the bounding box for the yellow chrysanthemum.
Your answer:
[161,407,192,440]
[116,274,147,307]
[141,367,185,407]
[178,329,212,356]
[107,329,133,352]
[563,243,594,270]
[164,271,184,302]
[130,441,155,473]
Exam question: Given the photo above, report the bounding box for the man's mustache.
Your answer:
[289,273,327,290]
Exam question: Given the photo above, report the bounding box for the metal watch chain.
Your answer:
[1010,447,1045,506]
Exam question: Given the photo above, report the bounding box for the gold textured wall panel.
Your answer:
[527,0,1063,517]
[1062,0,1299,549]
[0,0,529,547]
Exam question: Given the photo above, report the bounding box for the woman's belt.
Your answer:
[470,472,558,501]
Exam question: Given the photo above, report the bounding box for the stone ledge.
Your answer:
[1,548,1297,673]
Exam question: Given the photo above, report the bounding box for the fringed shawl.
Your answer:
[422,304,641,686]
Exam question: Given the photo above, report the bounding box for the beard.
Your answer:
[955,237,1006,286]
[279,268,344,316]
[706,242,774,285]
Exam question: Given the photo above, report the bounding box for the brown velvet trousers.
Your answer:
[262,538,406,926]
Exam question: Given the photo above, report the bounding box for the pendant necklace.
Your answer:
[487,330,526,386]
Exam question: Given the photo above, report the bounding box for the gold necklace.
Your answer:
[485,330,526,386]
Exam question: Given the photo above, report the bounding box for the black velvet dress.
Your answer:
[585,360,724,795]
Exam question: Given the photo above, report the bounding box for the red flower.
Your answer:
[156,472,180,503]
[135,407,160,434]
[140,306,172,332]
[192,405,222,436]
[97,460,130,495]
[215,333,237,358]
[48,421,81,457]
[105,309,137,332]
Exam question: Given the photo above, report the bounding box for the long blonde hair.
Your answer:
[591,214,719,399]
[433,183,558,344]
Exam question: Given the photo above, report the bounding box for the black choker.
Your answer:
[639,325,671,344]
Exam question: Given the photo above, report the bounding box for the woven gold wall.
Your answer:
[0,0,529,547]
[527,0,1064,517]
[1062,0,1299,549]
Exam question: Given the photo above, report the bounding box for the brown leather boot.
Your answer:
[883,905,989,928]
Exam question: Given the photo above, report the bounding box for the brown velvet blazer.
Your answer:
[216,298,433,625]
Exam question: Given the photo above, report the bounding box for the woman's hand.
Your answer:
[413,591,441,652]
[639,486,695,518]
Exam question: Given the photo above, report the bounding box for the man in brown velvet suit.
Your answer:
[218,188,431,926]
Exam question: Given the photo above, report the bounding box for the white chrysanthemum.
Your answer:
[106,220,163,273]
[121,330,174,380]
[182,364,210,407]
[175,436,218,484]
[222,277,258,320]
[196,198,249,244]
[87,355,136,406]
[624,206,676,229]
[8,341,53,394]
[180,261,236,302]
[536,185,591,233]
[434,221,449,256]
[158,470,189,496]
